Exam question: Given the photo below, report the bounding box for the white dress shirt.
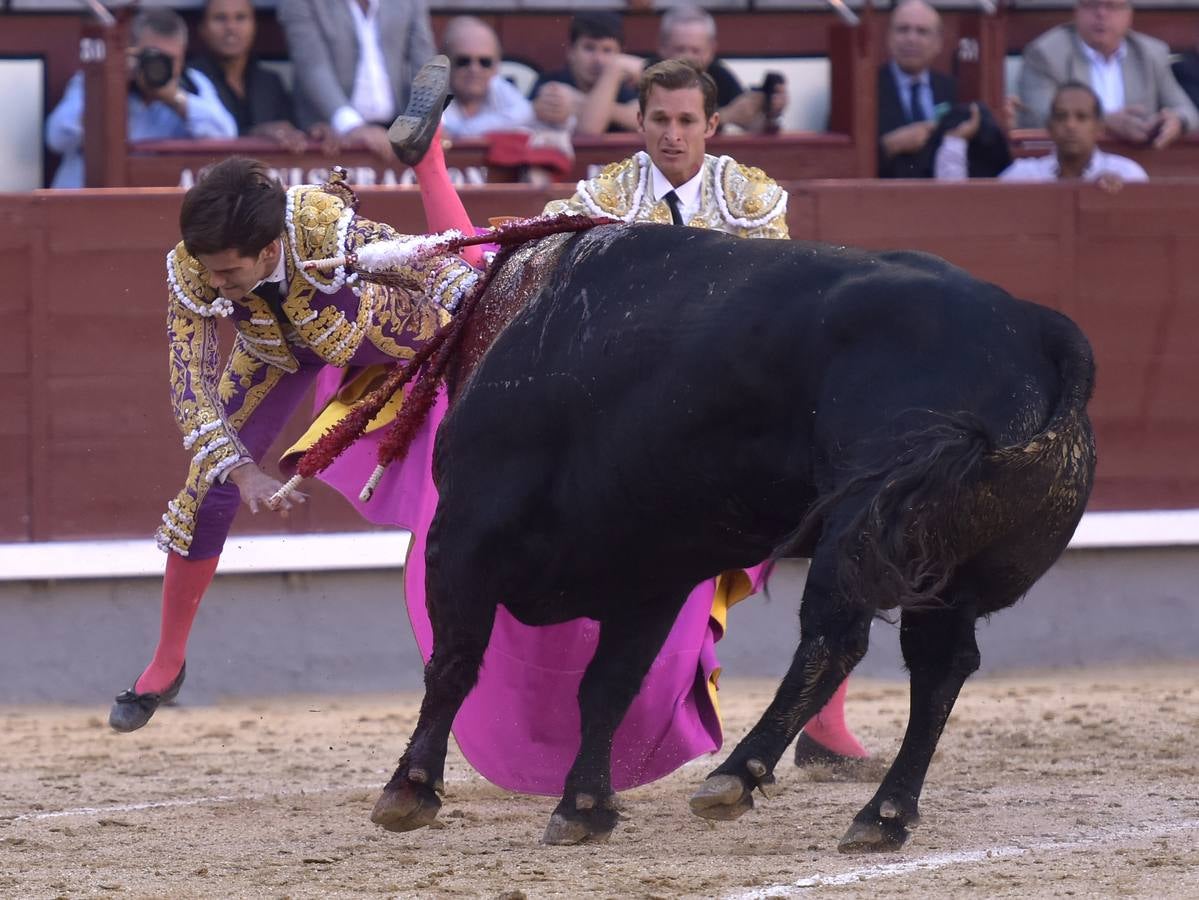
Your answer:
[442,76,535,139]
[999,147,1148,182]
[935,135,1148,182]
[331,0,397,134]
[649,162,704,225]
[1080,40,1127,115]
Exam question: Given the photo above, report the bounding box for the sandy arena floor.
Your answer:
[1,666,1197,899]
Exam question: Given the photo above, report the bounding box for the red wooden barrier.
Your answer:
[2,180,1198,543]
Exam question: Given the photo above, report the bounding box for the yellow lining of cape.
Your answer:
[705,568,755,723]
[281,365,403,464]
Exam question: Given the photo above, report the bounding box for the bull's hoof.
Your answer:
[837,803,920,853]
[689,774,754,821]
[370,780,442,833]
[542,795,619,845]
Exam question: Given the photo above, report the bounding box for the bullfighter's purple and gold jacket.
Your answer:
[157,182,478,555]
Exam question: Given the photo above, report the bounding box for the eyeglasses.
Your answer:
[453,55,496,70]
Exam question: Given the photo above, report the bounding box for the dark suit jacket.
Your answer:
[1174,50,1199,116]
[189,54,296,135]
[877,64,958,179]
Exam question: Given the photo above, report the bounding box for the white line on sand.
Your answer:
[727,819,1199,898]
[4,782,382,824]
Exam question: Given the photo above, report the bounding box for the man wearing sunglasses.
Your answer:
[1016,0,1197,146]
[441,16,533,138]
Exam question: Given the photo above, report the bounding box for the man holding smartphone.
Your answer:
[877,0,957,178]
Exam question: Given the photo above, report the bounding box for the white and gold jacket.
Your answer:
[163,182,477,496]
[543,151,789,240]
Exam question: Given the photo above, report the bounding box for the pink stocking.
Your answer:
[135,552,219,694]
[801,677,869,758]
[413,127,485,270]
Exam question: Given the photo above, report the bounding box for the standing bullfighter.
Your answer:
[542,59,868,767]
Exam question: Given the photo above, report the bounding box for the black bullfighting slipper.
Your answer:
[108,662,186,733]
[793,732,868,769]
[388,55,452,166]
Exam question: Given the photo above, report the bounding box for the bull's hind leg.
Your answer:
[839,599,980,853]
[371,561,497,834]
[542,599,684,846]
[691,551,872,821]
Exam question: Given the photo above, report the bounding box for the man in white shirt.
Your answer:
[1016,0,1198,146]
[440,16,533,139]
[937,83,1148,190]
[276,0,435,161]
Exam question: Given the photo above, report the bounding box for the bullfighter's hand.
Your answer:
[1094,172,1126,194]
[229,462,308,514]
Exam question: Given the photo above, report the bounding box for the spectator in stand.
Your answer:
[276,0,435,162]
[877,0,957,178]
[937,82,1147,190]
[440,16,533,138]
[1016,0,1198,147]
[530,12,640,135]
[191,0,307,151]
[656,5,786,134]
[44,8,236,189]
[1171,28,1199,114]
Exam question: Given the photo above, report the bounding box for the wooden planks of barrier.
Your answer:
[3,180,1198,542]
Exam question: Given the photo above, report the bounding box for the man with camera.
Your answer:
[45,8,237,189]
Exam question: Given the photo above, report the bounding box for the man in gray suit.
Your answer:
[277,0,435,161]
[1016,0,1198,147]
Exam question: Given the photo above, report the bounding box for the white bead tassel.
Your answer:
[269,474,304,509]
[359,465,387,502]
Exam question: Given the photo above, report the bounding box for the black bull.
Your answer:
[369,223,1097,851]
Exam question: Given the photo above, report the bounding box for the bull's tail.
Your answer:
[776,311,1096,611]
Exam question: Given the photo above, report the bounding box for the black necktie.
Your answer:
[663,190,684,226]
[908,80,926,123]
[252,279,286,322]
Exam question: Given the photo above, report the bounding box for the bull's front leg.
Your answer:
[839,601,979,852]
[543,598,684,845]
[371,552,497,834]
[690,555,872,821]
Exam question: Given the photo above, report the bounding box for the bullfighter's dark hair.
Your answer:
[1051,81,1103,120]
[638,59,718,119]
[569,11,623,45]
[180,157,286,258]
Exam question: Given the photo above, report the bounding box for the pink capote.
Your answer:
[305,367,765,795]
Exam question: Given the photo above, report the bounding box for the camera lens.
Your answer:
[138,48,174,90]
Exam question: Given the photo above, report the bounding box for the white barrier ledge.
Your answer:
[0,532,411,581]
[0,509,1197,582]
